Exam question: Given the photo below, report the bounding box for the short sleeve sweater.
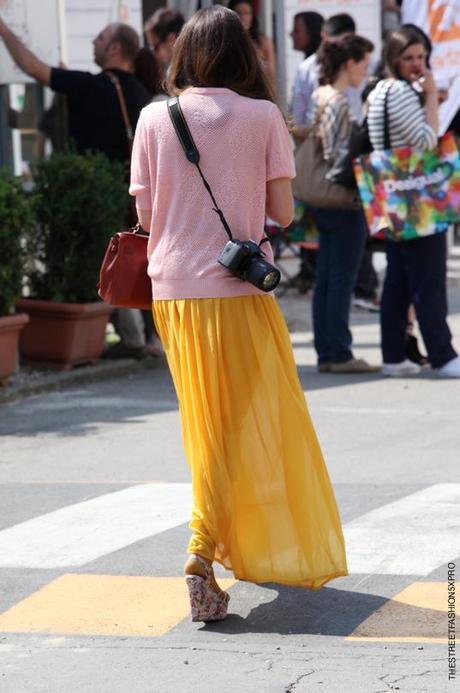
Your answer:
[129,87,295,300]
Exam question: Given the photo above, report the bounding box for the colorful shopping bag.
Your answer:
[353,132,460,241]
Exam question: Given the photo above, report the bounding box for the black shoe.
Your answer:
[405,334,428,366]
[101,343,146,360]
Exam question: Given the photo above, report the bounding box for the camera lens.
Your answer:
[262,270,280,291]
[246,257,280,291]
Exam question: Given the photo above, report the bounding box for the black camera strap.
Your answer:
[167,96,234,242]
[167,97,271,251]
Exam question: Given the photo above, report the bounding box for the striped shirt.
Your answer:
[367,79,437,151]
[312,86,352,162]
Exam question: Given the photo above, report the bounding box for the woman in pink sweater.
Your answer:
[130,6,347,623]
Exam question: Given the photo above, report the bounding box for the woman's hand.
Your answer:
[418,66,439,136]
[418,66,437,95]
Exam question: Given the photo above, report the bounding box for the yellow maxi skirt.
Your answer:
[153,295,348,589]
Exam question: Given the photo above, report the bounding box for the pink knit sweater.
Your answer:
[129,87,295,300]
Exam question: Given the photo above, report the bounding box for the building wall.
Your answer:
[65,0,143,72]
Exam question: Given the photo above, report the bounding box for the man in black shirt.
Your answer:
[0,18,155,358]
[0,19,151,162]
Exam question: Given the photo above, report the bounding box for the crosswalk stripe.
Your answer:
[343,483,460,575]
[0,575,235,637]
[347,582,447,643]
[0,483,192,568]
[0,482,458,576]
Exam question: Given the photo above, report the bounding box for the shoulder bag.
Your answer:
[98,223,151,310]
[325,118,372,188]
[98,73,151,310]
[292,101,361,210]
[353,83,460,240]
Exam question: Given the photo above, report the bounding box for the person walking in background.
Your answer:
[134,46,164,101]
[310,35,379,374]
[144,8,185,72]
[289,11,324,294]
[367,26,460,378]
[290,14,363,296]
[0,17,162,360]
[291,11,326,129]
[290,11,324,79]
[291,13,361,132]
[228,0,276,91]
[0,19,150,162]
[130,6,347,622]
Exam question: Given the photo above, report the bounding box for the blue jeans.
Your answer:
[381,233,457,368]
[311,208,367,365]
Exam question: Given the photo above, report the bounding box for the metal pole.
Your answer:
[274,0,286,108]
[57,0,68,64]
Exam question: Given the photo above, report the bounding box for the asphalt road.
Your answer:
[0,284,459,693]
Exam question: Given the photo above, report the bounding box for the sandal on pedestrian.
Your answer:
[184,553,230,622]
[405,334,428,366]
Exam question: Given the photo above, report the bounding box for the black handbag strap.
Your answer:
[167,96,233,241]
[383,82,392,150]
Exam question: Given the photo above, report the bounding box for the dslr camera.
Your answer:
[218,239,280,292]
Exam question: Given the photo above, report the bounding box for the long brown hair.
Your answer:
[317,34,374,84]
[134,47,163,98]
[166,6,274,102]
[227,0,262,46]
[384,26,430,79]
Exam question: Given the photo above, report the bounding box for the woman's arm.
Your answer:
[129,110,153,229]
[391,81,438,149]
[137,208,152,231]
[266,178,294,228]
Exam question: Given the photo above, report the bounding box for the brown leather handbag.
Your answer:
[98,225,152,310]
[98,73,151,310]
[292,96,360,210]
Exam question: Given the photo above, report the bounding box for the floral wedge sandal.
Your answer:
[185,553,230,622]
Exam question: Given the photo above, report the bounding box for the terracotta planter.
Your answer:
[16,299,112,370]
[0,313,30,383]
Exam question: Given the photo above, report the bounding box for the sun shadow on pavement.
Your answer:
[200,582,445,640]
[296,366,385,392]
[201,585,387,637]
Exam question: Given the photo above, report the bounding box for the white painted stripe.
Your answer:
[1,482,458,576]
[16,397,177,412]
[0,483,192,568]
[344,483,460,576]
[319,407,458,417]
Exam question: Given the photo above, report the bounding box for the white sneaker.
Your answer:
[382,359,421,377]
[434,356,460,378]
[353,297,380,313]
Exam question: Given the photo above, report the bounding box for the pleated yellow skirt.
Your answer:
[152,294,348,589]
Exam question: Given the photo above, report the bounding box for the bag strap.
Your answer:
[106,71,134,151]
[167,96,234,242]
[383,82,392,150]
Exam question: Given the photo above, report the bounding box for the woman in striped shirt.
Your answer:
[310,34,378,374]
[367,26,459,378]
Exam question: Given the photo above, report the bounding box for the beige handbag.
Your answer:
[292,103,360,211]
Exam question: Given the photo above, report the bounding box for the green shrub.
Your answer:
[28,151,127,303]
[0,170,32,316]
